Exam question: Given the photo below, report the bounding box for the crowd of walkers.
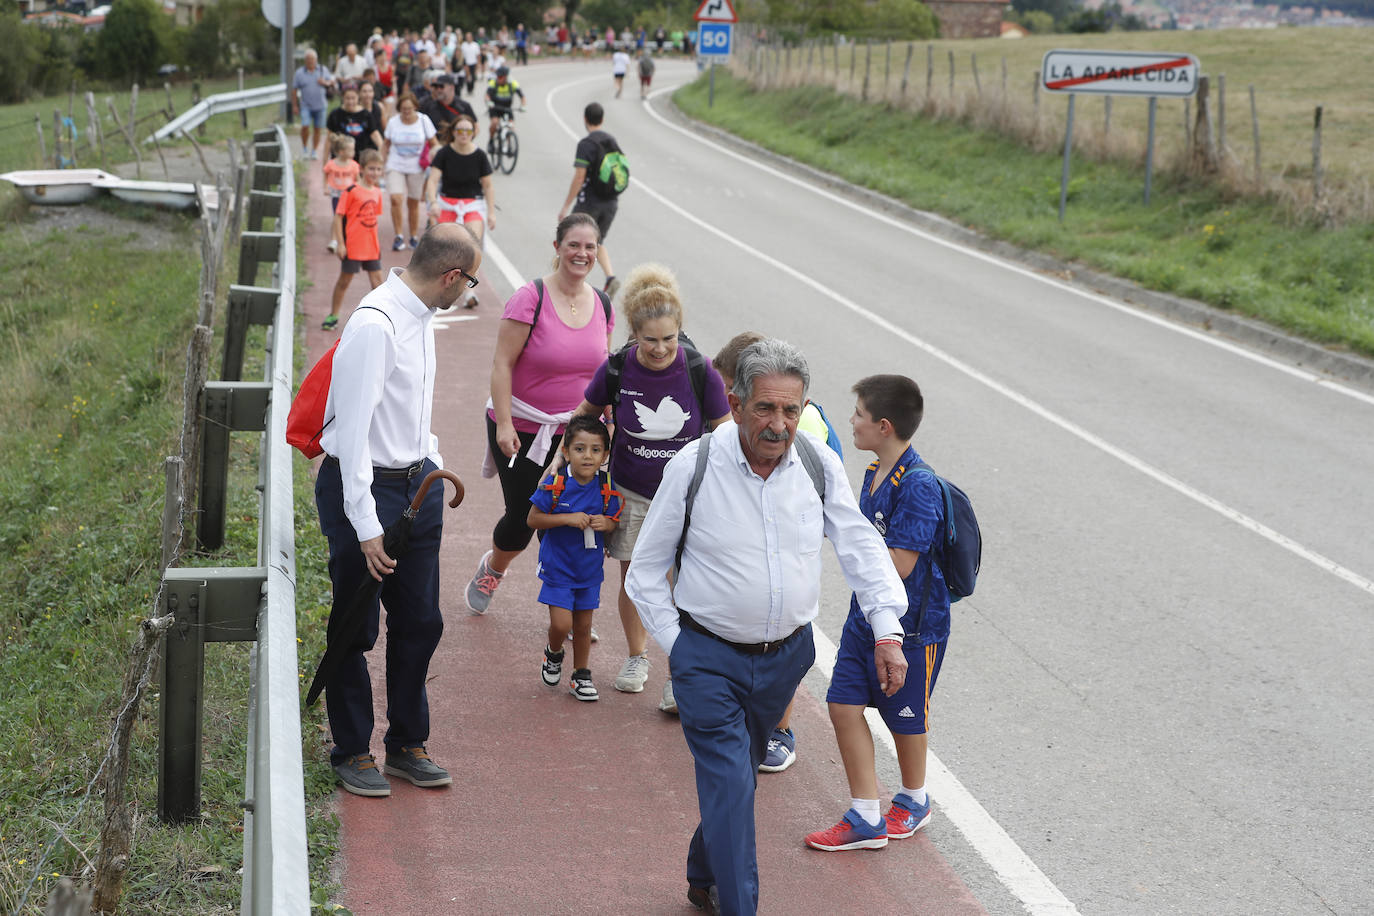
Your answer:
[305,24,962,916]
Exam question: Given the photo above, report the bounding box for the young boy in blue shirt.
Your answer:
[805,374,950,851]
[527,415,621,701]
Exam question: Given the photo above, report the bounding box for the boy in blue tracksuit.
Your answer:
[527,415,621,701]
[805,373,951,851]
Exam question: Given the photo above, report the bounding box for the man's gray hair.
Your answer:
[732,338,810,402]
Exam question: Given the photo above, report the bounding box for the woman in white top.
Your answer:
[382,91,436,251]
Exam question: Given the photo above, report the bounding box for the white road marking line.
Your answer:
[639,82,1374,409]
[547,70,1374,912]
[810,626,1081,915]
[482,233,527,292]
[542,73,1080,916]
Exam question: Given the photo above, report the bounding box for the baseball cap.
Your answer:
[433,72,458,86]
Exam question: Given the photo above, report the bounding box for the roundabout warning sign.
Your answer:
[1041,50,1199,97]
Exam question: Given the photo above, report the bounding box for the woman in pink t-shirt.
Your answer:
[464,213,615,614]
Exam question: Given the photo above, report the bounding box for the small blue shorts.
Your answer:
[302,106,326,128]
[827,630,947,735]
[538,581,600,612]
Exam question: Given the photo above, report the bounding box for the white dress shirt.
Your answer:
[627,423,907,656]
[320,268,442,542]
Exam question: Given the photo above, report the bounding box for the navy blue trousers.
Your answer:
[671,623,816,916]
[315,457,444,763]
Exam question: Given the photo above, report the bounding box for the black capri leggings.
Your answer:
[486,415,563,553]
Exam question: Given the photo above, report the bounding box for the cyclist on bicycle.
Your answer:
[485,66,525,145]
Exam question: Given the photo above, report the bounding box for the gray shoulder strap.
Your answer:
[793,433,826,503]
[674,431,713,579]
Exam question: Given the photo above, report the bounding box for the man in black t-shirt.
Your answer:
[420,73,475,136]
[557,102,621,297]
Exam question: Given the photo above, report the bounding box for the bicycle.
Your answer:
[487,110,521,175]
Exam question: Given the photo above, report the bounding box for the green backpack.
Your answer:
[590,135,630,197]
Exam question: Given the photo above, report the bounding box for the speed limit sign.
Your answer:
[698,22,733,57]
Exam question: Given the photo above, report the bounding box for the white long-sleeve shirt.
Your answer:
[319,268,442,542]
[627,423,907,656]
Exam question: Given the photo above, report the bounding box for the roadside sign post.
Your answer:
[1041,49,1199,216]
[262,0,309,125]
[695,0,737,108]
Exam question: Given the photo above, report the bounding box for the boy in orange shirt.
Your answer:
[326,149,385,330]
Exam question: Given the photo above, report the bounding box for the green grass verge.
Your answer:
[0,72,282,175]
[0,172,340,912]
[674,72,1374,359]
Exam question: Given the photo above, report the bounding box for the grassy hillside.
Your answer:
[735,28,1373,202]
[674,70,1374,357]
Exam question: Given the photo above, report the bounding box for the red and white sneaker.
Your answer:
[804,809,888,851]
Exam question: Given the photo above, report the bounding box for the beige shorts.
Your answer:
[607,484,651,561]
[386,169,426,200]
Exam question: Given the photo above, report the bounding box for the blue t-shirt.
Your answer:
[292,64,333,111]
[583,345,729,499]
[845,444,951,645]
[530,472,622,588]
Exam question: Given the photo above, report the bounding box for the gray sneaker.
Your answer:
[658,677,678,715]
[383,745,452,788]
[464,549,504,614]
[613,654,651,693]
[333,753,391,797]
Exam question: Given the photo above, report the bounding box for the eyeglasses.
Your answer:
[447,266,480,289]
[454,126,474,133]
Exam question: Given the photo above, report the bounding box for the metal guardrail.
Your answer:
[156,124,309,914]
[149,84,288,143]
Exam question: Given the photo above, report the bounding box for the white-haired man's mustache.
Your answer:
[758,428,790,442]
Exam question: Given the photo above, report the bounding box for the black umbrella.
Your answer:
[306,468,464,706]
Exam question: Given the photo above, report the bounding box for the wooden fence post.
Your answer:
[1001,55,1007,99]
[884,40,891,100]
[179,325,212,552]
[1033,71,1040,126]
[971,52,981,98]
[85,92,105,170]
[1217,72,1226,152]
[948,49,954,98]
[1312,105,1323,203]
[849,38,857,85]
[1249,84,1262,189]
[34,114,47,168]
[901,42,913,101]
[1183,97,1191,150]
[926,44,933,100]
[862,39,871,101]
[52,110,64,168]
[1104,96,1112,135]
[238,68,248,128]
[1191,75,1217,173]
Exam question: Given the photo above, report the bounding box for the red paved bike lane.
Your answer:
[296,161,987,916]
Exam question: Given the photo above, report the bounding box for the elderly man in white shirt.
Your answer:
[627,338,909,916]
[315,224,482,799]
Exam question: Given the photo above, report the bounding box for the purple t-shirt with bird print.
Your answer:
[584,344,730,499]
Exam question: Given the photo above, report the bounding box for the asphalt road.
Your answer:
[417,57,1374,915]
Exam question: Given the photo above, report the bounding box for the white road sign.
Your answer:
[694,0,738,23]
[1041,49,1199,97]
[261,0,308,29]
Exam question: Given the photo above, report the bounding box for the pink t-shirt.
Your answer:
[492,281,614,433]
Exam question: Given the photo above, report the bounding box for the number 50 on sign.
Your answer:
[699,22,732,56]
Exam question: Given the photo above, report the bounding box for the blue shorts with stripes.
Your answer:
[827,624,947,736]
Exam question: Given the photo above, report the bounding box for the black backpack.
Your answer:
[910,461,982,632]
[604,331,709,417]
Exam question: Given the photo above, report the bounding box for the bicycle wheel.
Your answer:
[487,135,502,172]
[500,128,519,174]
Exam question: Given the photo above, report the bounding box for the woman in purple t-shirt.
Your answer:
[464,213,615,615]
[571,263,731,709]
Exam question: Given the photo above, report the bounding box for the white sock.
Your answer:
[851,798,882,828]
[900,785,928,806]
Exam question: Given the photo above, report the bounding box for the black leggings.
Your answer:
[486,415,562,553]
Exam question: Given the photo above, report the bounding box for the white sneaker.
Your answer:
[613,655,650,693]
[658,677,677,715]
[567,627,599,643]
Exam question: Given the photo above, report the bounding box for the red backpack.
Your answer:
[542,470,622,520]
[286,306,393,458]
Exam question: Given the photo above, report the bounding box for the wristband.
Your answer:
[875,636,903,648]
